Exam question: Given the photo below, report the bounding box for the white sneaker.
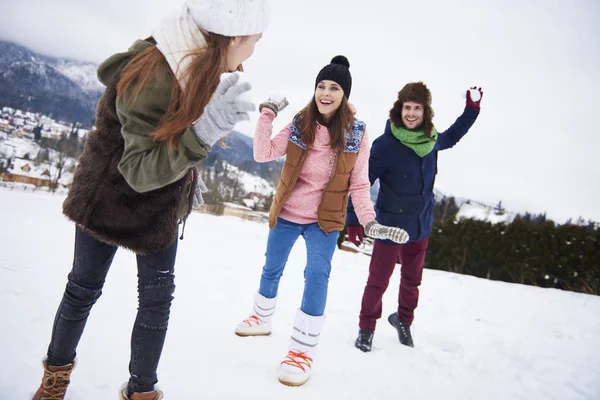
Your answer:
[235,314,272,336]
[277,350,313,386]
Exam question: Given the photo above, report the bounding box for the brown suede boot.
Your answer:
[32,360,75,400]
[119,383,164,400]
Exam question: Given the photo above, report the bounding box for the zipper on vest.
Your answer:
[272,149,308,226]
[317,151,339,235]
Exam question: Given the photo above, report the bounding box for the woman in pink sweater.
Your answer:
[235,56,409,386]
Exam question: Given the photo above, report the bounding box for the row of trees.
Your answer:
[426,198,599,295]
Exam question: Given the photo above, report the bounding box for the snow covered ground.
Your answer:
[1,188,599,400]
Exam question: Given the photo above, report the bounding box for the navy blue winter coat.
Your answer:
[347,107,480,242]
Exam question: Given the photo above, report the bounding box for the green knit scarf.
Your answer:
[390,123,438,157]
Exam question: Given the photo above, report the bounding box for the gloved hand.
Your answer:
[346,225,363,247]
[193,73,256,147]
[192,175,208,209]
[259,94,289,117]
[466,86,483,109]
[364,220,409,244]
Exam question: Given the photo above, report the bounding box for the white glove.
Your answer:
[192,73,255,147]
[364,220,409,244]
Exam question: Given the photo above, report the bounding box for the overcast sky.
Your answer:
[1,0,599,223]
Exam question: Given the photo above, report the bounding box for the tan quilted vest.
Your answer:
[268,119,366,233]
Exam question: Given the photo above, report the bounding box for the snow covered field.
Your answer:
[1,188,599,400]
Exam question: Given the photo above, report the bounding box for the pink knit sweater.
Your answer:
[254,109,376,227]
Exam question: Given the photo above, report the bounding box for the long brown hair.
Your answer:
[116,30,235,149]
[294,96,355,152]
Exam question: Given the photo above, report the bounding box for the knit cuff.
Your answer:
[259,102,279,116]
[192,121,221,148]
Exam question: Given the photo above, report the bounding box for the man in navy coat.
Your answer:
[347,82,482,350]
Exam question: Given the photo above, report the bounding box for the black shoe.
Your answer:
[354,328,374,352]
[388,312,414,348]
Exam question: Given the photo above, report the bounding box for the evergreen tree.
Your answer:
[32,124,43,141]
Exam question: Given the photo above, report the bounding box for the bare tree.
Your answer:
[50,153,67,193]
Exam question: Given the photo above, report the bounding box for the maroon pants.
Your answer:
[359,237,429,331]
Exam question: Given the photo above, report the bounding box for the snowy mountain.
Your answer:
[205,130,283,186]
[53,60,104,94]
[0,41,102,124]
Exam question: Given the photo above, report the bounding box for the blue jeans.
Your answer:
[46,226,177,394]
[259,218,339,317]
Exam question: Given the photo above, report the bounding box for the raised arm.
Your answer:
[437,87,483,151]
[254,95,291,162]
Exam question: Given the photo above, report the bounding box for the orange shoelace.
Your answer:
[281,351,313,372]
[242,315,262,326]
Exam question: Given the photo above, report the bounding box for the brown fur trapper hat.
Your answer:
[389,81,435,136]
[397,81,432,106]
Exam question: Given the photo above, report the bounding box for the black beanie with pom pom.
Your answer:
[315,55,352,99]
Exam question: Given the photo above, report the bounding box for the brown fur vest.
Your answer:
[62,67,194,255]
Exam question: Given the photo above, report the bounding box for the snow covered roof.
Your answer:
[0,137,40,159]
[11,118,25,126]
[6,158,52,180]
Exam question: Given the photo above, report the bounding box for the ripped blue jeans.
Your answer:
[46,226,177,394]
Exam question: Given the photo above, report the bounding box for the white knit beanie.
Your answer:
[186,0,271,37]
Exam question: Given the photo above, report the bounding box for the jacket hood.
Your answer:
[97,39,154,86]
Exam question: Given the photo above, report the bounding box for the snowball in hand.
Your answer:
[268,93,286,103]
[468,88,481,102]
[220,71,252,103]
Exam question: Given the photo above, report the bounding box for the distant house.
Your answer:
[242,191,272,209]
[11,117,25,127]
[42,122,70,140]
[12,129,31,139]
[0,158,52,187]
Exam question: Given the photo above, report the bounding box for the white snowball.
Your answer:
[469,88,481,102]
[268,93,286,103]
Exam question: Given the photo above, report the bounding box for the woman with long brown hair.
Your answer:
[234,56,409,387]
[32,1,270,399]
